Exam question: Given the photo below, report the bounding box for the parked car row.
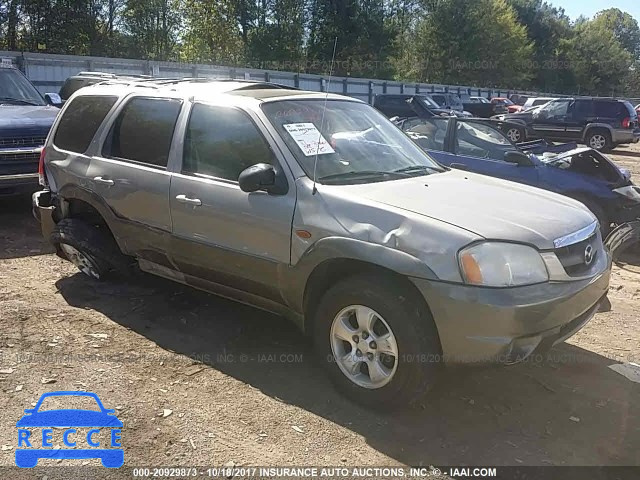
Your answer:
[30,77,617,408]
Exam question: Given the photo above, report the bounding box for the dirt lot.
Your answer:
[1,144,640,476]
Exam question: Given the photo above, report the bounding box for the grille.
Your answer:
[0,136,46,148]
[0,151,40,162]
[554,234,599,277]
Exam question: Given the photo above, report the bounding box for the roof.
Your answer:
[76,78,358,103]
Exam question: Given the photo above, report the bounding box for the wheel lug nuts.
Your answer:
[356,349,362,357]
[367,352,374,361]
[362,332,369,340]
[352,335,359,343]
[369,341,377,350]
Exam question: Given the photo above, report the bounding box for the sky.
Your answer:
[555,0,640,21]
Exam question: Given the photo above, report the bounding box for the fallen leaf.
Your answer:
[0,368,14,375]
[1,445,13,451]
[292,426,304,434]
[15,385,23,392]
[41,378,56,384]
[161,409,172,418]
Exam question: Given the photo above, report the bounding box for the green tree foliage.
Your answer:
[1,0,639,96]
[411,0,534,87]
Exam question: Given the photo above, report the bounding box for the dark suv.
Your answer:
[498,97,640,151]
[0,65,61,195]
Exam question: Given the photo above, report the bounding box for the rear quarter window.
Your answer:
[593,101,625,118]
[53,95,118,154]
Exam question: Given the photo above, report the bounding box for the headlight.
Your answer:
[613,185,640,202]
[458,242,549,287]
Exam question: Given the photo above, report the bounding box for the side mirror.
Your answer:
[504,151,533,167]
[44,93,62,107]
[239,163,285,194]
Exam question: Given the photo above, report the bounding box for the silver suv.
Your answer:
[33,79,611,408]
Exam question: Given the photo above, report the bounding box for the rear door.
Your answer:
[564,99,592,139]
[90,96,183,259]
[169,102,295,303]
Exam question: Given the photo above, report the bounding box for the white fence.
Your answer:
[1,50,542,103]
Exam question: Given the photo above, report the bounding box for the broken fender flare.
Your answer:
[605,220,640,262]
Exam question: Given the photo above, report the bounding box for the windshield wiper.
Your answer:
[0,97,40,106]
[393,165,446,175]
[319,170,410,183]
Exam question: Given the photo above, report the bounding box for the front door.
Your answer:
[169,103,296,303]
[531,99,572,140]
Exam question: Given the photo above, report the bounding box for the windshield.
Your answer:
[262,100,445,184]
[0,68,46,106]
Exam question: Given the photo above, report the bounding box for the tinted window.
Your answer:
[572,100,592,119]
[540,100,569,118]
[431,95,446,106]
[59,78,101,101]
[54,95,117,153]
[183,104,275,181]
[0,68,45,105]
[593,101,624,118]
[105,97,181,167]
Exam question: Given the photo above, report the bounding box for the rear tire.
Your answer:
[51,218,133,280]
[313,274,442,410]
[586,129,612,152]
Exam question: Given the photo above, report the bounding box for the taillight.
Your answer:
[622,117,631,128]
[38,147,47,186]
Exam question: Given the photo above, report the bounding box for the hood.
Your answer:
[0,105,58,137]
[341,170,595,250]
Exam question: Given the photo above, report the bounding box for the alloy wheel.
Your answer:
[330,305,399,389]
[506,128,522,143]
[589,134,606,150]
[59,243,101,280]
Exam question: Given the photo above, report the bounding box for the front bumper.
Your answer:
[411,260,611,364]
[0,172,39,194]
[611,128,640,145]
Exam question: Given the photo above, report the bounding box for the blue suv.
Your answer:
[400,116,640,235]
[0,64,60,195]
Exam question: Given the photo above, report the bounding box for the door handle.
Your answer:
[93,176,114,186]
[175,194,202,206]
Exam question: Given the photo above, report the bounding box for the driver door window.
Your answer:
[539,100,569,119]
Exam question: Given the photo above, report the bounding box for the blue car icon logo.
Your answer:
[15,391,123,468]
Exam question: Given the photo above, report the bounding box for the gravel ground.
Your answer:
[1,144,639,476]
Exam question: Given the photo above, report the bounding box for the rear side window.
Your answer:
[593,101,625,118]
[104,97,182,168]
[623,101,638,118]
[183,104,275,181]
[54,96,117,153]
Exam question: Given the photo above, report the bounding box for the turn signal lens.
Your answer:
[460,252,483,285]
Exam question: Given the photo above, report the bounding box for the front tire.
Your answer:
[313,274,442,409]
[505,126,525,143]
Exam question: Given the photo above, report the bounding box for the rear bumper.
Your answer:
[411,260,611,364]
[611,128,640,144]
[32,189,56,240]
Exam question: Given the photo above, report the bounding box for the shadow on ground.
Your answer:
[0,194,53,260]
[55,273,640,467]
[614,149,640,159]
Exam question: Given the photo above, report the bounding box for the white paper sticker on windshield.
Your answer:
[283,123,335,157]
